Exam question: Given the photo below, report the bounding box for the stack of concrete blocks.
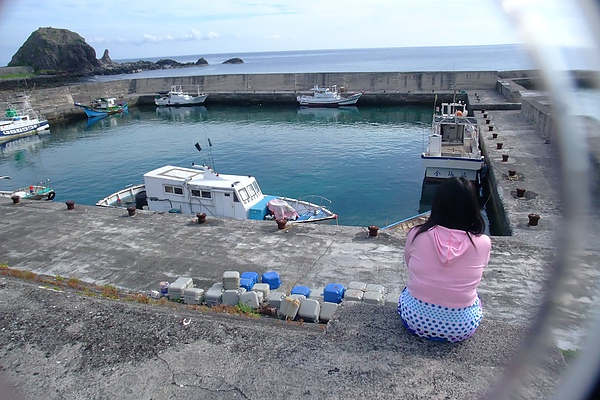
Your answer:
[168,277,194,300]
[205,282,224,306]
[183,287,205,305]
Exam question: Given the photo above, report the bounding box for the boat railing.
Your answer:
[296,194,333,210]
[380,211,431,232]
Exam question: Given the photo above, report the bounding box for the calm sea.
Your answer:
[0,104,434,228]
[87,44,541,82]
[3,45,597,228]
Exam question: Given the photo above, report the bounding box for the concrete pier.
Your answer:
[1,73,600,399]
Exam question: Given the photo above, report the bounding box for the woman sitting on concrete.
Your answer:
[398,176,491,342]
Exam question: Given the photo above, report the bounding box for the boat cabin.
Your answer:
[143,165,271,219]
[91,98,119,110]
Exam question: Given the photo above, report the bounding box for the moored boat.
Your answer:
[0,96,50,142]
[420,101,485,184]
[96,163,337,224]
[380,211,431,232]
[155,85,208,107]
[74,98,128,118]
[297,85,362,107]
[0,176,56,201]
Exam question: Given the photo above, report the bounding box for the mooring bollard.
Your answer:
[508,169,517,177]
[197,212,207,224]
[492,133,498,139]
[528,213,540,226]
[127,206,136,217]
[65,200,75,210]
[516,188,526,198]
[276,219,287,230]
[488,125,494,131]
[11,195,20,204]
[502,154,509,162]
[497,142,503,150]
[368,225,379,237]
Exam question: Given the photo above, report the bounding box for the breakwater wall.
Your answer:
[0,71,500,122]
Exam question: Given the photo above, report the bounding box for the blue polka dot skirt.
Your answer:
[398,287,482,343]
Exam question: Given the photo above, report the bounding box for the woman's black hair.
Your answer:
[412,176,485,242]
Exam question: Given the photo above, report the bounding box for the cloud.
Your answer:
[88,29,221,47]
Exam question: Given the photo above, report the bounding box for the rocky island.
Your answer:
[1,27,242,89]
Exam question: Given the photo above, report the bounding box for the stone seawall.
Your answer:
[0,71,500,122]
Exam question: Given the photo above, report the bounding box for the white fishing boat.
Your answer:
[0,96,50,142]
[297,85,362,107]
[96,163,337,224]
[0,176,56,201]
[154,85,208,107]
[420,101,485,183]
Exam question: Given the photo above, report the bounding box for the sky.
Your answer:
[0,0,596,65]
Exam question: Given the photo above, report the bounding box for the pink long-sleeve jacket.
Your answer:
[404,225,491,308]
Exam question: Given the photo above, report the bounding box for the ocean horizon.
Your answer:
[90,44,543,83]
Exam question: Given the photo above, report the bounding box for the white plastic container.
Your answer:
[365,284,385,294]
[309,286,324,303]
[267,291,286,309]
[298,298,320,322]
[319,302,338,322]
[348,281,367,291]
[168,277,194,300]
[222,271,240,290]
[252,283,270,299]
[205,283,224,306]
[385,292,400,308]
[279,296,301,320]
[344,288,364,302]
[240,291,262,309]
[183,288,205,305]
[223,288,246,306]
[363,290,384,305]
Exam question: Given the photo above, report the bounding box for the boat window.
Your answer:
[238,188,249,203]
[201,191,211,198]
[164,185,184,196]
[253,182,261,196]
[246,184,257,199]
[191,189,200,197]
[234,193,239,203]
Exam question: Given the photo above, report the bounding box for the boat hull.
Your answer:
[96,184,337,224]
[75,103,128,118]
[297,92,362,107]
[0,119,49,142]
[0,185,56,201]
[155,95,208,107]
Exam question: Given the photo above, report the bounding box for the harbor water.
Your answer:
[0,104,434,228]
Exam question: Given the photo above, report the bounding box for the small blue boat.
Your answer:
[74,97,128,118]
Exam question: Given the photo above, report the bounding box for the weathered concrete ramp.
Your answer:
[0,277,564,400]
[0,198,569,399]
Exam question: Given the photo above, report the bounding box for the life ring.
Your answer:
[47,191,56,201]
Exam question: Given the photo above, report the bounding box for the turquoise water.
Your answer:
[0,104,433,227]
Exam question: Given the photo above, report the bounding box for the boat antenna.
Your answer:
[206,138,216,171]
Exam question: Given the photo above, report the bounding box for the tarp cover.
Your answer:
[267,198,299,221]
